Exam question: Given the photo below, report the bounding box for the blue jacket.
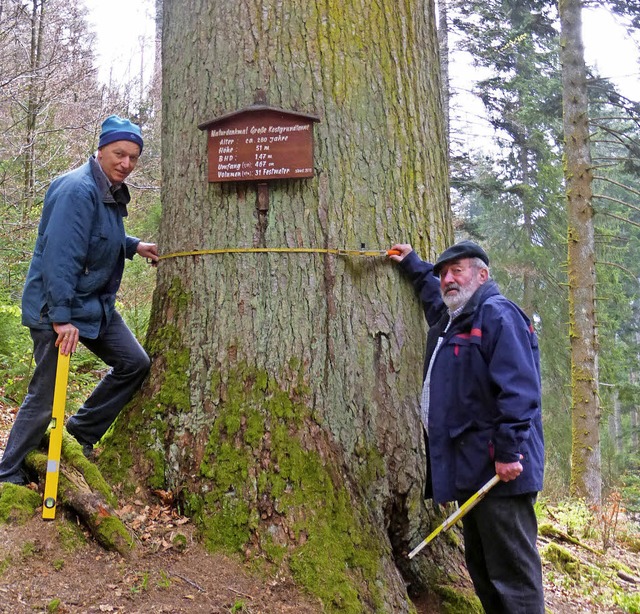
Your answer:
[400,251,544,504]
[21,157,140,339]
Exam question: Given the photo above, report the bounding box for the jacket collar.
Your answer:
[455,279,501,321]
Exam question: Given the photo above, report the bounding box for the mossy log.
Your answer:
[542,542,585,578]
[25,434,135,556]
[538,522,602,555]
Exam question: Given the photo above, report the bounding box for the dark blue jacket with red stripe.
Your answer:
[400,251,544,504]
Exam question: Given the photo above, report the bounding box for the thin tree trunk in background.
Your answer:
[559,0,601,506]
[437,0,450,150]
[520,144,535,317]
[23,0,45,216]
[105,0,467,609]
[613,389,623,455]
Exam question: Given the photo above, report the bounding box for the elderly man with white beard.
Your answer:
[390,240,545,614]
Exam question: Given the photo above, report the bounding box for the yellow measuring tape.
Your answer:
[42,348,70,520]
[158,247,400,260]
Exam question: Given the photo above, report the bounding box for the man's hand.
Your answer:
[137,241,159,264]
[496,455,524,482]
[389,243,413,262]
[53,322,79,356]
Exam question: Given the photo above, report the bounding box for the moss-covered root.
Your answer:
[538,523,602,555]
[0,483,42,525]
[26,439,134,556]
[542,542,584,579]
[433,585,484,614]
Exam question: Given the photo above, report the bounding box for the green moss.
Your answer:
[288,492,384,612]
[21,540,38,558]
[434,585,483,614]
[57,438,117,507]
[25,444,118,513]
[260,532,288,565]
[47,598,61,613]
[443,526,462,549]
[56,520,87,552]
[93,515,135,553]
[0,556,11,576]
[166,276,192,312]
[200,493,255,552]
[244,410,265,448]
[0,483,41,524]
[148,346,190,412]
[186,363,385,612]
[97,424,136,490]
[613,590,640,613]
[143,446,167,490]
[172,533,188,552]
[353,443,386,488]
[542,542,582,578]
[608,559,635,577]
[101,318,190,492]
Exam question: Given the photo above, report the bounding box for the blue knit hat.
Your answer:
[98,115,143,152]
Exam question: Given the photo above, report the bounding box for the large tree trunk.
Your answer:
[559,0,601,506]
[103,1,466,610]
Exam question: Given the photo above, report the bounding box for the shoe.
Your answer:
[65,423,95,459]
[80,442,95,460]
[0,471,28,486]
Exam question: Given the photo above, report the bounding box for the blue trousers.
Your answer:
[461,493,545,614]
[0,312,150,484]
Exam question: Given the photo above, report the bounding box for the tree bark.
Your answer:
[559,0,601,506]
[104,0,465,610]
[437,0,450,151]
[27,441,135,556]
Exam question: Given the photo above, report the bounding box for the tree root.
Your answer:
[538,523,603,555]
[25,433,135,556]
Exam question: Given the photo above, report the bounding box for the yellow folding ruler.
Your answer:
[42,349,70,520]
[408,474,501,558]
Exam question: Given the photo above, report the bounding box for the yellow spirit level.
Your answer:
[42,348,70,520]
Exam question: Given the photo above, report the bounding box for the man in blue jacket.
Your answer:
[390,240,545,613]
[0,115,158,484]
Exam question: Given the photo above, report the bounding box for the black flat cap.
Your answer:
[433,240,489,277]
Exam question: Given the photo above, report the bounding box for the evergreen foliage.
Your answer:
[448,0,640,499]
[0,0,161,390]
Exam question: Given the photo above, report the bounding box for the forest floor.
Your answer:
[1,394,640,613]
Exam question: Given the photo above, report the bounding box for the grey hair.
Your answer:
[470,257,490,277]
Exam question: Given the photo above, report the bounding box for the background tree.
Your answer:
[0,0,161,408]
[447,0,572,494]
[588,78,640,488]
[559,0,601,506]
[99,0,475,610]
[446,0,640,503]
[0,0,101,300]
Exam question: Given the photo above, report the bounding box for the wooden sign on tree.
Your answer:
[198,105,320,183]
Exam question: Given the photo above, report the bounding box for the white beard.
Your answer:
[441,282,478,311]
